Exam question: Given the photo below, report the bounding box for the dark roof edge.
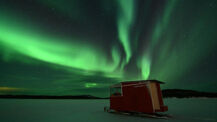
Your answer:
[121,80,165,84]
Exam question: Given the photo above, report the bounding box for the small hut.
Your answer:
[109,80,168,113]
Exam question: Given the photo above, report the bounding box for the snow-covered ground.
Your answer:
[0,98,217,122]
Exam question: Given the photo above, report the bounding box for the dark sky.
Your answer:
[0,0,217,97]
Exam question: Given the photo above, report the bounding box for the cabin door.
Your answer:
[149,83,160,111]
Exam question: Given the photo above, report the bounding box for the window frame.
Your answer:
[110,83,123,97]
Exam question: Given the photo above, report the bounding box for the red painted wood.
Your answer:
[110,81,168,113]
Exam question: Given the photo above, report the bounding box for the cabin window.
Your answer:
[110,86,122,96]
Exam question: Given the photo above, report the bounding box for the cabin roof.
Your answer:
[110,80,165,87]
[122,80,165,84]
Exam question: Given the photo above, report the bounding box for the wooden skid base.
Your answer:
[104,106,172,119]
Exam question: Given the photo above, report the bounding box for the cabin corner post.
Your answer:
[156,83,164,106]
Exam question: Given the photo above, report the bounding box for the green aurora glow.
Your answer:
[0,0,217,96]
[117,0,135,64]
[0,14,121,73]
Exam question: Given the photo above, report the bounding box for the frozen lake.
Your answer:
[0,98,217,122]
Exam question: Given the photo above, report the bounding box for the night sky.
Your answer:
[0,0,217,97]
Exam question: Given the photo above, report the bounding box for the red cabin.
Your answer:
[109,80,168,113]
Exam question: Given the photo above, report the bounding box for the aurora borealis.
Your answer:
[0,0,217,96]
